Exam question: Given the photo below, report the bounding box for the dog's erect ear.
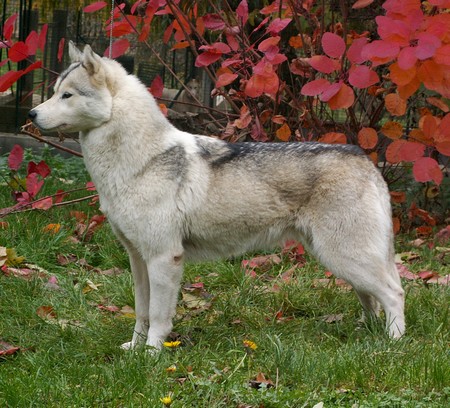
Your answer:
[82,44,103,76]
[68,41,83,63]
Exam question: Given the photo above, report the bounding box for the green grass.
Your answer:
[0,151,449,407]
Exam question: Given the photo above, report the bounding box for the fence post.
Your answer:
[47,9,68,99]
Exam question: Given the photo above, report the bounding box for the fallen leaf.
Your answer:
[321,313,344,323]
[44,275,61,291]
[36,305,57,321]
[249,372,274,389]
[396,263,418,280]
[426,274,450,285]
[181,292,211,310]
[56,253,78,266]
[82,279,101,294]
[94,267,124,276]
[98,304,120,313]
[435,226,450,244]
[119,305,136,319]
[395,252,420,264]
[0,340,20,357]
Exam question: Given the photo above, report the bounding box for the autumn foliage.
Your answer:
[0,0,449,231]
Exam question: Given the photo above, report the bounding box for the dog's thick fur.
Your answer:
[29,43,405,350]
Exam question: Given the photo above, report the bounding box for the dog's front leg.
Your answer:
[121,247,150,350]
[145,252,184,351]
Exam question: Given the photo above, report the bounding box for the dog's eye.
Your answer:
[61,92,72,99]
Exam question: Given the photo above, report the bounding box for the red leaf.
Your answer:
[435,226,450,244]
[267,18,291,36]
[434,44,450,66]
[23,61,42,75]
[0,340,20,357]
[352,0,374,8]
[8,144,24,171]
[26,173,44,198]
[108,20,135,37]
[347,37,369,64]
[376,16,410,46]
[149,75,163,98]
[348,65,379,89]
[396,263,418,280]
[361,40,399,65]
[327,83,355,110]
[397,141,425,162]
[413,157,443,185]
[3,14,18,41]
[436,142,450,156]
[301,78,331,96]
[54,190,67,204]
[245,71,279,97]
[308,55,339,74]
[9,41,29,62]
[57,38,65,62]
[195,43,230,67]
[386,139,407,163]
[397,46,417,70]
[216,73,238,87]
[234,105,252,129]
[322,32,346,59]
[83,1,107,13]
[357,127,378,149]
[258,36,280,52]
[104,39,130,59]
[86,181,96,191]
[32,197,53,210]
[0,70,24,92]
[195,51,222,67]
[319,132,347,144]
[236,0,248,25]
[163,22,174,44]
[202,14,226,31]
[319,81,342,102]
[415,33,441,60]
[27,160,51,178]
[38,24,48,51]
[25,31,39,56]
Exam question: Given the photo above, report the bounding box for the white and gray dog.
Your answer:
[29,42,405,350]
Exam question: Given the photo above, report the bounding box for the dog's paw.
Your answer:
[120,341,135,350]
[145,345,161,355]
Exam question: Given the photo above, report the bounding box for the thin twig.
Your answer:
[0,194,98,218]
[20,123,83,158]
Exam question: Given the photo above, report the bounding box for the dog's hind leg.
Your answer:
[355,292,381,323]
[305,218,405,338]
[144,251,184,351]
[316,248,404,338]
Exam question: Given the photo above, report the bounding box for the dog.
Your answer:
[160,78,202,114]
[29,42,405,350]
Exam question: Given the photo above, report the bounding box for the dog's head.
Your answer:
[186,79,201,100]
[29,42,116,133]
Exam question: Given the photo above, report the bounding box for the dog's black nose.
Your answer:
[28,110,37,120]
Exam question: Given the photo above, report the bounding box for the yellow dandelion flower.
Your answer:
[160,395,172,406]
[163,340,181,348]
[166,364,177,373]
[243,339,257,350]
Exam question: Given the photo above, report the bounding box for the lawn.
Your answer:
[0,149,449,407]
